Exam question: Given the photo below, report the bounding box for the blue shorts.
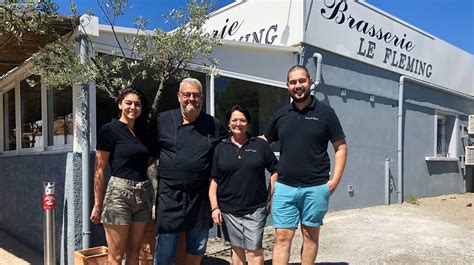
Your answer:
[272,181,331,228]
[154,228,209,264]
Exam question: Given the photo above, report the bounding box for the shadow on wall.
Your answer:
[426,161,459,175]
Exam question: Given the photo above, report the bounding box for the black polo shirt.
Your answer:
[264,96,345,187]
[211,136,277,216]
[96,119,150,182]
[153,109,229,185]
[152,109,228,233]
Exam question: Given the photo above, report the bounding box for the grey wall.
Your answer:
[61,152,106,265]
[0,152,107,264]
[302,45,473,211]
[0,153,68,255]
[403,83,470,197]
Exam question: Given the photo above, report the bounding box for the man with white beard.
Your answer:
[151,78,228,265]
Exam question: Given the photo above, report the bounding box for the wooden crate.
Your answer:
[74,246,108,265]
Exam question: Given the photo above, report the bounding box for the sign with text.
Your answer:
[205,1,303,46]
[206,0,472,95]
[306,0,472,95]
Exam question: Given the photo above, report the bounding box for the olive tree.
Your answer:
[0,0,59,41]
[31,0,220,119]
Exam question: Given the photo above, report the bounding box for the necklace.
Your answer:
[231,135,246,159]
[236,147,242,159]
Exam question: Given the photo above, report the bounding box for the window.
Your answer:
[20,75,43,149]
[1,72,74,154]
[156,71,207,114]
[47,86,73,146]
[95,70,207,131]
[3,89,16,151]
[214,75,288,141]
[436,112,457,158]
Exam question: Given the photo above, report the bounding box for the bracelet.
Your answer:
[94,205,102,212]
[210,207,219,213]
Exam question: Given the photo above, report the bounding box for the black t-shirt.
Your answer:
[211,136,278,216]
[265,96,345,187]
[152,109,229,185]
[96,119,150,182]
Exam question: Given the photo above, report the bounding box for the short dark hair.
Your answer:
[287,65,311,81]
[225,105,252,124]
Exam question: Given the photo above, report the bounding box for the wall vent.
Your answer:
[466,146,474,166]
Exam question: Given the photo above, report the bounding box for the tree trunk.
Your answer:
[148,78,165,221]
[150,77,165,121]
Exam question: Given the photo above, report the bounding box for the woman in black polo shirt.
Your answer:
[90,88,153,264]
[209,105,278,265]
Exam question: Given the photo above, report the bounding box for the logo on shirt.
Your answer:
[244,148,257,153]
[305,116,319,121]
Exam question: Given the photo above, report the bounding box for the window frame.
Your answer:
[44,85,74,151]
[211,68,289,154]
[210,68,290,116]
[0,71,74,156]
[19,73,44,152]
[0,83,17,154]
[429,110,459,161]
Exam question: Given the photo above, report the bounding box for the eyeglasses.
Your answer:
[179,92,202,99]
[288,78,308,85]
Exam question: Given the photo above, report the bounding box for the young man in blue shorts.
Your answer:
[264,65,347,265]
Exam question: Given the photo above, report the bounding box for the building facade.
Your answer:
[0,0,472,262]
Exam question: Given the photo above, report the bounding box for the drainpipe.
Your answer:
[311,53,323,91]
[397,76,405,204]
[79,34,91,248]
[396,75,473,204]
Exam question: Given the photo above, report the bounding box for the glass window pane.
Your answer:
[96,70,208,131]
[3,89,16,151]
[157,71,207,113]
[214,76,288,150]
[47,86,73,146]
[20,75,43,148]
[436,116,447,156]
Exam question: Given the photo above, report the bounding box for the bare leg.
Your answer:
[184,253,203,265]
[124,221,148,265]
[272,228,295,265]
[175,232,186,265]
[247,249,264,265]
[230,246,246,265]
[104,224,129,265]
[300,225,320,265]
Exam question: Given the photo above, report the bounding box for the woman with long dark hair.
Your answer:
[90,88,153,264]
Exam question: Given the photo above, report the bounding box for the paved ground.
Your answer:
[0,230,42,265]
[1,193,473,264]
[204,193,474,264]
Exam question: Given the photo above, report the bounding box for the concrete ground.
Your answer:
[1,193,473,264]
[204,193,474,264]
[0,230,42,265]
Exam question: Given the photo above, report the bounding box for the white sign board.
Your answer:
[206,0,473,96]
[306,0,473,95]
[205,0,303,47]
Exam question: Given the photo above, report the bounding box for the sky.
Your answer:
[56,0,474,54]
